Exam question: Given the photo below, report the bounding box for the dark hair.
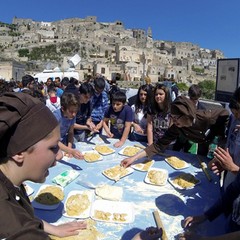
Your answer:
[69,77,79,85]
[79,82,93,95]
[22,75,34,87]
[229,87,240,110]
[112,91,126,104]
[94,77,105,90]
[152,83,171,114]
[188,84,202,100]
[47,85,56,93]
[61,77,70,87]
[60,92,79,110]
[134,84,152,113]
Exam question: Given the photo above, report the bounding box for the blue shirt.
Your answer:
[74,102,91,135]
[53,109,76,140]
[104,105,133,138]
[91,91,109,122]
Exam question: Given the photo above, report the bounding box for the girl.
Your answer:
[130,84,152,142]
[147,83,172,145]
[0,92,86,239]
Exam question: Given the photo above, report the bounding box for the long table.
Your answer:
[29,135,226,240]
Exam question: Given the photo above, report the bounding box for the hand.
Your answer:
[71,149,84,159]
[183,215,207,228]
[52,221,87,237]
[208,157,223,175]
[106,132,114,138]
[114,140,124,148]
[132,227,162,240]
[214,147,239,173]
[121,156,136,168]
[134,124,144,134]
[177,231,204,240]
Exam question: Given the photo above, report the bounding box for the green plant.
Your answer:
[198,80,215,100]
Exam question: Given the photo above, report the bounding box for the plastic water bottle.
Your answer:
[207,136,219,159]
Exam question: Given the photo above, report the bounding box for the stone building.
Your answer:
[0,16,225,85]
[0,60,25,81]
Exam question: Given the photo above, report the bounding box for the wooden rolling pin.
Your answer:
[153,210,168,240]
[197,156,212,182]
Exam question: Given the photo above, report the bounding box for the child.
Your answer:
[53,92,83,159]
[45,85,61,112]
[90,77,109,133]
[130,84,152,142]
[103,91,133,148]
[74,82,98,141]
[0,92,86,238]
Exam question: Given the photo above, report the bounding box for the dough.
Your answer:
[95,184,123,201]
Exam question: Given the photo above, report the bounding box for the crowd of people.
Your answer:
[1,73,240,239]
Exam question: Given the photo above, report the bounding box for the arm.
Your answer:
[43,220,86,238]
[103,117,113,138]
[114,121,131,148]
[67,125,75,149]
[74,123,90,131]
[147,114,153,145]
[58,141,83,160]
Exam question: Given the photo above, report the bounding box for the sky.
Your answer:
[1,0,240,58]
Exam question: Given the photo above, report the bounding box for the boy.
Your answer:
[74,82,98,141]
[53,92,83,159]
[103,91,133,148]
[90,77,109,133]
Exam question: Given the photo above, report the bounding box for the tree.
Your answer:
[198,80,216,100]
[177,82,188,92]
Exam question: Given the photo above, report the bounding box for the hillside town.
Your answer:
[0,16,224,85]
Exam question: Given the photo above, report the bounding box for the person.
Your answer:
[45,85,61,112]
[109,78,120,104]
[90,77,109,133]
[121,96,229,168]
[54,77,64,97]
[74,82,98,141]
[130,84,152,143]
[147,83,172,146]
[209,87,240,191]
[21,74,35,94]
[132,227,162,240]
[180,171,240,239]
[0,92,87,239]
[177,231,240,240]
[53,92,83,159]
[188,84,206,110]
[103,91,133,148]
[173,84,206,154]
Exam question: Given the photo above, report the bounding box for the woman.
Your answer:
[130,84,152,142]
[121,96,229,168]
[0,92,86,239]
[147,83,172,145]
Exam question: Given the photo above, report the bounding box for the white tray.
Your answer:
[118,146,142,157]
[132,160,155,172]
[168,172,201,190]
[165,156,189,170]
[102,165,134,181]
[144,168,168,186]
[90,199,135,223]
[82,150,103,163]
[93,145,115,155]
[32,184,64,210]
[63,190,94,219]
